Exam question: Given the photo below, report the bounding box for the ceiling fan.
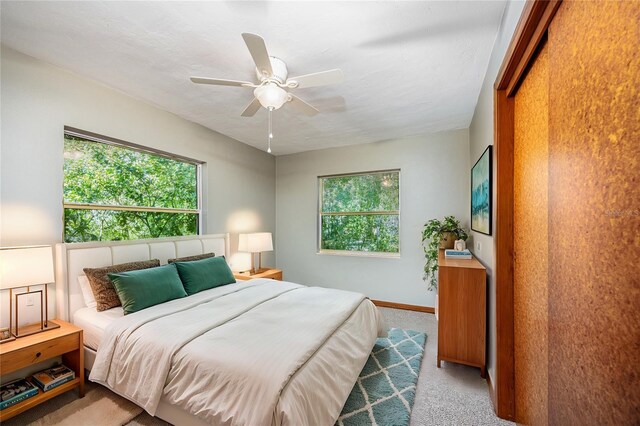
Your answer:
[190,33,344,118]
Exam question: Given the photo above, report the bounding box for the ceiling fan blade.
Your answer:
[287,69,343,89]
[190,77,253,87]
[288,94,319,116]
[241,33,273,77]
[241,98,262,117]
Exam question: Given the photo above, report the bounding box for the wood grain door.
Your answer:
[546,1,640,423]
[513,41,549,426]
[494,0,640,422]
[508,2,639,424]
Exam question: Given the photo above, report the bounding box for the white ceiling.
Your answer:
[0,1,506,155]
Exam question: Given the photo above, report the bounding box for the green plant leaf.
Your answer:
[421,215,468,291]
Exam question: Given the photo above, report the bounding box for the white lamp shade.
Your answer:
[238,233,273,253]
[0,246,54,289]
[254,83,289,110]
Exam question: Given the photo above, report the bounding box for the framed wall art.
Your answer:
[471,145,492,235]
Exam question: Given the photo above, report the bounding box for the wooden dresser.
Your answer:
[436,250,486,377]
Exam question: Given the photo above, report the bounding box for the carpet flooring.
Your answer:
[5,308,513,425]
[379,308,513,426]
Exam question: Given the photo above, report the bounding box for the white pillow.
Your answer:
[78,275,97,309]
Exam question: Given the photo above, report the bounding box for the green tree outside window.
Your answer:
[319,171,400,254]
[63,134,199,242]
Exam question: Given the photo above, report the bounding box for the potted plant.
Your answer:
[421,216,468,291]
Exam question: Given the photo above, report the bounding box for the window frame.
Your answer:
[317,169,401,258]
[62,126,204,242]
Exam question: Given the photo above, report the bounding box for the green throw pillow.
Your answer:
[108,264,187,315]
[173,256,236,295]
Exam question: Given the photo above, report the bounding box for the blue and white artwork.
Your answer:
[471,146,492,235]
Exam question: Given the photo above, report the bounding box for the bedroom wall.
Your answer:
[275,129,469,307]
[468,0,525,397]
[0,46,276,324]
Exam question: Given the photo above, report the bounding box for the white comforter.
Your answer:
[90,279,383,425]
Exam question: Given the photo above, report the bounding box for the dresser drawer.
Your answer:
[1,332,79,373]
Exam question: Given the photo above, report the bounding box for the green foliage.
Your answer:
[322,173,399,213]
[63,136,198,242]
[421,216,468,291]
[321,215,399,252]
[64,209,197,243]
[321,172,399,253]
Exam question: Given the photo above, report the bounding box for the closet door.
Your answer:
[495,0,639,422]
[547,2,640,424]
[513,42,549,426]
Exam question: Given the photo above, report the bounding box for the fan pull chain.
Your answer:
[267,107,274,153]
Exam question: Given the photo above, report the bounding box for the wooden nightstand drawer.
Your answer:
[1,333,79,373]
[269,271,283,280]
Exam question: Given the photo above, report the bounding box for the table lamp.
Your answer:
[0,245,59,339]
[238,232,273,274]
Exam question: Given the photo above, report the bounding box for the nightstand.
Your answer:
[0,320,84,421]
[234,268,283,281]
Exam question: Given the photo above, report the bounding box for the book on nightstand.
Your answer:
[31,364,75,392]
[0,378,39,410]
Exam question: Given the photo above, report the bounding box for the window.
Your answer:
[63,128,201,243]
[319,170,400,255]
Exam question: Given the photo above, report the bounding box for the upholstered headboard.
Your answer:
[55,234,230,321]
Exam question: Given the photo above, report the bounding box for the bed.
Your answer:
[55,234,384,426]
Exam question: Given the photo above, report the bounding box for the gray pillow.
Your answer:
[167,252,216,264]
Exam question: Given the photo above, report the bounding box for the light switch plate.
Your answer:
[476,241,481,252]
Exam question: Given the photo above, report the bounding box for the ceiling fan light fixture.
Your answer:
[254,83,288,110]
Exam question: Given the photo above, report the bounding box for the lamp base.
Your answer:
[0,328,16,344]
[0,336,16,344]
[14,320,60,338]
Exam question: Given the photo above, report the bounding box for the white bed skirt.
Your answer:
[85,347,209,425]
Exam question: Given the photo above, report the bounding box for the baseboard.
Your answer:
[371,299,435,314]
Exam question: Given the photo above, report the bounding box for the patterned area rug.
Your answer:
[337,328,427,426]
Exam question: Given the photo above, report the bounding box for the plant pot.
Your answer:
[439,232,456,249]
